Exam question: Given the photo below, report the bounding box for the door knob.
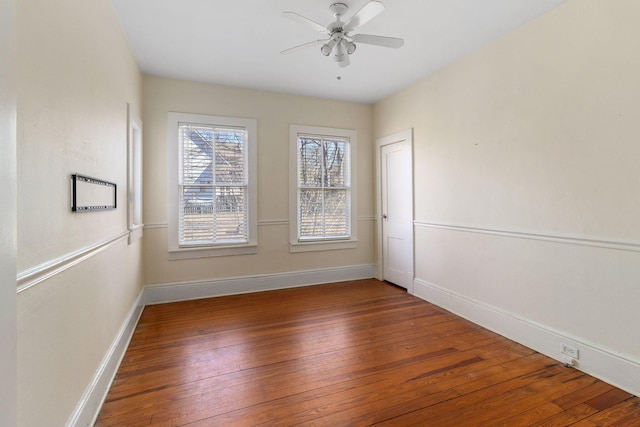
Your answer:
[382,214,388,220]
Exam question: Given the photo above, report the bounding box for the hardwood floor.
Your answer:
[95,279,640,426]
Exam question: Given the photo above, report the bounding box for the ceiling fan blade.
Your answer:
[282,11,327,33]
[280,39,325,55]
[352,33,404,49]
[344,0,385,32]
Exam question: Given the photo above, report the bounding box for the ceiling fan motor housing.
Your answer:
[330,3,349,18]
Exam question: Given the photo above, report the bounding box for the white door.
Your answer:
[378,130,413,291]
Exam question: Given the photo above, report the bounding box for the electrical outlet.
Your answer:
[563,355,578,367]
[561,343,579,360]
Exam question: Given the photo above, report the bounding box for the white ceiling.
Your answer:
[111,0,566,104]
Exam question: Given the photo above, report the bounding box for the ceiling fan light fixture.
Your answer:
[344,41,357,55]
[321,38,337,56]
[335,52,349,67]
[333,42,345,62]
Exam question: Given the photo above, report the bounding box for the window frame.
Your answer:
[168,112,257,259]
[289,124,358,253]
[127,103,143,244]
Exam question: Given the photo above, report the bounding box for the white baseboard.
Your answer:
[66,290,145,427]
[144,264,377,305]
[413,278,640,397]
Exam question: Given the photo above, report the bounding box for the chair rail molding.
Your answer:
[414,221,640,253]
[17,231,130,293]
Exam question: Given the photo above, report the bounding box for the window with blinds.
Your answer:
[297,134,351,241]
[178,123,248,246]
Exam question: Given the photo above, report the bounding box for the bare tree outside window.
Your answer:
[297,136,350,241]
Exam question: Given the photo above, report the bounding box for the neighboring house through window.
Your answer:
[289,124,357,252]
[168,112,257,259]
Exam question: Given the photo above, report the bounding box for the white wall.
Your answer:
[374,0,640,394]
[0,0,17,425]
[142,76,375,291]
[16,0,144,425]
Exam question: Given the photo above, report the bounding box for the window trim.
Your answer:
[289,124,358,253]
[168,112,257,259]
[127,103,143,244]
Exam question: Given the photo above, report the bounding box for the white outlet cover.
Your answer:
[561,343,579,359]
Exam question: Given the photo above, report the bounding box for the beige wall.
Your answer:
[1,0,17,425]
[375,0,640,391]
[16,0,143,425]
[143,76,375,285]
[14,0,640,423]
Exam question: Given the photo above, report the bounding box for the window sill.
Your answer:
[289,239,357,253]
[169,243,257,260]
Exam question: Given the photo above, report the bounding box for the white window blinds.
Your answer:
[297,135,351,241]
[178,123,248,246]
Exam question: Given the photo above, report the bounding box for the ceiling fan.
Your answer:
[281,1,404,68]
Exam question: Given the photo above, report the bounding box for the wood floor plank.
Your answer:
[493,401,564,426]
[530,403,600,427]
[552,380,616,410]
[581,399,640,425]
[584,387,634,411]
[95,279,640,426]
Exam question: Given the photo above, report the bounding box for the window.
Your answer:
[168,112,257,259]
[289,125,357,252]
[127,104,143,244]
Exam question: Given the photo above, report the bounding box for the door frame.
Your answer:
[375,129,414,293]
